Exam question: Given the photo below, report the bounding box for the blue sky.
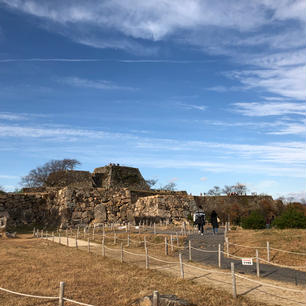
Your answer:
[0,0,305,200]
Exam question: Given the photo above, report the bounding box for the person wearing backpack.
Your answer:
[193,206,205,235]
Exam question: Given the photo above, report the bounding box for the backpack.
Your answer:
[195,212,205,225]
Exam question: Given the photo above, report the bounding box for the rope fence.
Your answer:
[0,282,95,306]
[31,226,306,305]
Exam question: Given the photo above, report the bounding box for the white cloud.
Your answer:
[0,113,27,121]
[179,103,206,111]
[200,177,207,181]
[61,77,137,91]
[233,102,306,116]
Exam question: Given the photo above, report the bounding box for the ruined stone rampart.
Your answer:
[0,164,276,229]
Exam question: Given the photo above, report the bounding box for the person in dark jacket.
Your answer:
[193,206,205,235]
[211,210,219,234]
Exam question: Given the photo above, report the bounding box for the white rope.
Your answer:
[123,250,146,257]
[270,247,306,256]
[229,242,306,255]
[183,263,231,276]
[104,246,121,252]
[235,274,305,293]
[63,297,95,306]
[229,242,265,249]
[258,257,306,269]
[148,255,178,264]
[191,247,218,253]
[220,251,255,260]
[0,287,57,300]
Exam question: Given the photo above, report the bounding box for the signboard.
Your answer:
[242,258,253,265]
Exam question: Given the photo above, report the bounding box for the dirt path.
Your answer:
[45,236,305,306]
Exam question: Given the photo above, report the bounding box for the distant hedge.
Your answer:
[241,211,266,229]
[272,208,306,229]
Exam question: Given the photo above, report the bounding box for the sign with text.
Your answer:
[242,258,253,265]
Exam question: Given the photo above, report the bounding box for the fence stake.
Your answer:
[32,227,35,237]
[189,240,192,261]
[218,244,221,268]
[144,236,147,250]
[102,237,105,257]
[165,237,168,256]
[75,234,78,249]
[41,230,43,238]
[231,262,237,298]
[153,223,156,235]
[152,291,160,306]
[179,253,184,279]
[121,243,124,263]
[267,241,270,262]
[127,234,130,247]
[59,281,65,306]
[256,249,260,278]
[138,225,141,235]
[176,232,179,247]
[88,238,90,253]
[66,231,69,247]
[114,233,117,245]
[59,232,61,244]
[145,247,149,269]
[170,235,173,251]
[225,237,229,257]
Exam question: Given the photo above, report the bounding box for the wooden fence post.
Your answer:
[153,223,156,235]
[225,237,229,257]
[256,249,260,278]
[32,227,35,237]
[66,231,69,247]
[114,233,117,245]
[152,291,160,306]
[59,232,61,244]
[75,234,78,249]
[127,234,130,247]
[176,232,179,247]
[144,236,147,250]
[145,247,149,269]
[189,240,192,261]
[165,237,168,255]
[231,262,237,298]
[218,244,221,268]
[121,243,124,263]
[88,238,90,253]
[170,235,173,251]
[59,281,65,306]
[102,237,105,257]
[267,241,270,262]
[179,253,184,279]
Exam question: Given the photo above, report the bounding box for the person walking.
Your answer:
[193,206,205,235]
[211,210,219,234]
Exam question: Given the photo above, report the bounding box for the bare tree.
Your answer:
[222,185,234,195]
[232,182,248,195]
[160,182,176,191]
[21,159,81,187]
[145,178,158,188]
[207,186,222,196]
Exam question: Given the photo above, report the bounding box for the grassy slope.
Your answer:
[0,235,272,306]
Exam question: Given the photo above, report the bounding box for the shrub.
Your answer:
[272,208,306,229]
[241,211,265,229]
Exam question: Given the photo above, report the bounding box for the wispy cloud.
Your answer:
[233,102,306,117]
[0,113,28,121]
[61,77,137,91]
[179,103,206,111]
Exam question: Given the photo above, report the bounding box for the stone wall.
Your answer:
[134,194,197,224]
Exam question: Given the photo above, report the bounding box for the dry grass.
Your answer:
[0,235,273,306]
[227,228,306,268]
